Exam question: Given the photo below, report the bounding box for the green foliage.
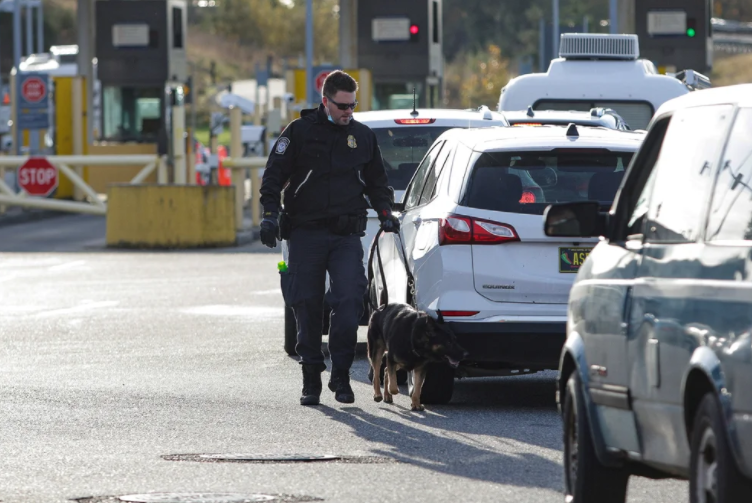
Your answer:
[443,44,510,109]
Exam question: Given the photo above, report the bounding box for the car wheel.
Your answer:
[563,373,629,503]
[409,362,454,404]
[367,356,408,385]
[284,305,297,356]
[690,393,752,503]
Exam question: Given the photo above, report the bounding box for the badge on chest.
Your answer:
[347,135,357,149]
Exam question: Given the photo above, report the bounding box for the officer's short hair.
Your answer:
[322,70,358,98]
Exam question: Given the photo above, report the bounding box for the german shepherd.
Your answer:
[367,303,467,411]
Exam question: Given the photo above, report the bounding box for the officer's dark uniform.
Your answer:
[260,104,393,376]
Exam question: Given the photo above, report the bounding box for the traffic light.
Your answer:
[686,17,697,37]
[183,75,192,105]
[410,23,420,42]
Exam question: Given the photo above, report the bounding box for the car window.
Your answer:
[610,118,670,242]
[706,108,752,242]
[420,142,453,206]
[645,105,733,244]
[448,143,474,202]
[462,149,634,215]
[372,126,452,190]
[405,141,443,209]
[534,100,654,130]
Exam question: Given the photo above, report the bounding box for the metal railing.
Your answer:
[0,155,160,216]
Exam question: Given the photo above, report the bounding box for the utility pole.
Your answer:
[552,0,559,59]
[13,0,22,71]
[610,0,618,34]
[305,0,313,107]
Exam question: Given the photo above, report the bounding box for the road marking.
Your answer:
[250,288,282,295]
[180,305,283,318]
[34,300,119,318]
[47,260,88,272]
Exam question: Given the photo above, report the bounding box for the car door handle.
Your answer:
[412,216,422,227]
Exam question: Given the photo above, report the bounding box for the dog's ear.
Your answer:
[436,310,445,324]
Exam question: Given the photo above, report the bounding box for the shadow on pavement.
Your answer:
[315,398,563,492]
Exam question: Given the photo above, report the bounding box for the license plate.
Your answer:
[559,247,593,273]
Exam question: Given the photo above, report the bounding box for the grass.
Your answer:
[192,127,232,148]
[711,53,752,87]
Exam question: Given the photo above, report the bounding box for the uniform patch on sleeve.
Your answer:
[275,137,290,154]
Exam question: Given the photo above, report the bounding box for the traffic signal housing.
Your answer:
[409,23,420,42]
[686,17,697,37]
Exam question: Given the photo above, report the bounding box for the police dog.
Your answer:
[367,303,467,411]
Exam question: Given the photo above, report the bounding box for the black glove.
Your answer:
[379,212,400,233]
[260,211,279,248]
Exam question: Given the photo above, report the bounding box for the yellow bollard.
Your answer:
[72,76,85,201]
[230,105,244,232]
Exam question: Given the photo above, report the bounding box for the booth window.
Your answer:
[102,86,162,142]
[172,7,184,48]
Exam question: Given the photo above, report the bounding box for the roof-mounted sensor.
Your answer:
[559,33,639,61]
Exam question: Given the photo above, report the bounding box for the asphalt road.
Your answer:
[0,215,689,503]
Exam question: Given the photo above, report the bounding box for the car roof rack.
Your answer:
[671,69,712,91]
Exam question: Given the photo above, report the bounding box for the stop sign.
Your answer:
[21,76,47,104]
[18,157,58,197]
[314,70,332,97]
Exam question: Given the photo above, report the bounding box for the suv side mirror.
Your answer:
[544,201,606,237]
[392,201,405,213]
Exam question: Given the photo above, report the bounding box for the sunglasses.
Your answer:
[326,96,358,111]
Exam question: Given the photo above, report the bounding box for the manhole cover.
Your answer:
[199,454,340,462]
[73,495,321,503]
[162,454,397,465]
[119,495,275,503]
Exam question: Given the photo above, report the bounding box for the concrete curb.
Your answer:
[236,227,260,245]
[0,209,69,229]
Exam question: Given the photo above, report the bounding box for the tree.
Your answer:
[443,44,510,109]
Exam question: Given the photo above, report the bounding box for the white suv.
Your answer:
[280,107,510,355]
[370,124,645,403]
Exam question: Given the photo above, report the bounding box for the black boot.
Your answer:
[328,368,355,404]
[301,363,325,406]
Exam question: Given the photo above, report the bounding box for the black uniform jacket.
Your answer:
[259,104,393,225]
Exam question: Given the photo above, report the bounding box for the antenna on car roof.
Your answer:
[410,87,419,117]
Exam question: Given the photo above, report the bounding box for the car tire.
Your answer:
[563,373,629,503]
[284,305,297,356]
[408,362,454,404]
[367,357,408,386]
[689,393,752,503]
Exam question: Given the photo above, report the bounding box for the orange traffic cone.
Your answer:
[2,93,9,105]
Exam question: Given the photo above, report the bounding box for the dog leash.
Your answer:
[368,225,414,310]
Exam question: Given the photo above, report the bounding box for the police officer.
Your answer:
[259,70,399,406]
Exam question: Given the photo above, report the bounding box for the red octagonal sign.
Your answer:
[21,76,47,103]
[18,157,58,197]
[314,70,332,96]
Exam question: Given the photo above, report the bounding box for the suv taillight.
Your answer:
[438,215,519,245]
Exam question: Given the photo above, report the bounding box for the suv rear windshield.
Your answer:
[373,126,452,190]
[463,149,634,215]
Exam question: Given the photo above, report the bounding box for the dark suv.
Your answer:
[544,84,752,503]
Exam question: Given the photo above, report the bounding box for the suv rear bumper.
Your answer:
[447,321,566,369]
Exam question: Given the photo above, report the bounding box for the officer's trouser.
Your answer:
[284,227,367,370]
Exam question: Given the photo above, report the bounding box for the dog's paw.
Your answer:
[373,394,383,403]
[388,386,400,396]
[384,395,393,404]
[411,404,425,412]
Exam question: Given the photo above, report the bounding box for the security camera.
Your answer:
[283,92,295,104]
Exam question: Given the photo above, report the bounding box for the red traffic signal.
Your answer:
[409,23,419,41]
